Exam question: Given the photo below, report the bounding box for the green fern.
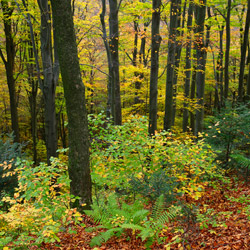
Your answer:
[85,193,181,248]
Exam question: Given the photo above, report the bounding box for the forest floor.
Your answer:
[39,179,250,250]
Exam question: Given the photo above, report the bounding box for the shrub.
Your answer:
[0,157,83,248]
[205,103,250,167]
[90,114,223,201]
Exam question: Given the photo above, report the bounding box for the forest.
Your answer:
[0,0,250,249]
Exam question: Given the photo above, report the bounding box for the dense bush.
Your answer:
[90,114,223,201]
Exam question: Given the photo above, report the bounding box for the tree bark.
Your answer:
[148,0,161,135]
[100,0,113,118]
[38,0,59,164]
[224,0,231,100]
[194,0,208,136]
[51,0,92,210]
[109,0,122,125]
[238,0,250,101]
[164,0,179,131]
[183,1,193,132]
[0,0,20,142]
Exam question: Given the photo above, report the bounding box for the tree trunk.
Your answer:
[238,0,250,102]
[38,0,59,164]
[194,0,207,136]
[164,0,179,131]
[51,0,92,210]
[183,1,193,132]
[172,0,184,126]
[224,0,231,100]
[148,0,162,135]
[100,0,113,118]
[0,0,20,142]
[109,0,122,125]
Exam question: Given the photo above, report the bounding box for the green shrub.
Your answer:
[90,115,222,201]
[0,157,83,248]
[205,103,250,167]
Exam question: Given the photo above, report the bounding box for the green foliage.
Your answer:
[205,103,250,167]
[129,169,179,202]
[0,157,83,248]
[0,133,23,197]
[85,193,181,248]
[90,114,222,201]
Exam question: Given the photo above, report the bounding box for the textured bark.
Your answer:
[0,0,19,142]
[51,0,92,210]
[38,0,59,164]
[194,0,207,136]
[238,0,250,101]
[164,0,179,131]
[109,0,122,125]
[148,0,162,135]
[183,1,193,132]
[224,0,231,100]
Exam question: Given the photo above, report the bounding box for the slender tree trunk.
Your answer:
[238,0,250,101]
[109,0,122,125]
[172,0,184,126]
[100,0,112,118]
[218,28,224,107]
[183,1,193,132]
[194,0,207,136]
[164,0,179,131]
[51,0,92,210]
[224,0,231,100]
[190,61,196,134]
[38,0,59,163]
[0,0,20,142]
[148,0,162,135]
[247,63,250,98]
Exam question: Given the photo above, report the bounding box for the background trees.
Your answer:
[0,0,250,208]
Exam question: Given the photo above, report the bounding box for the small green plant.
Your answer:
[85,193,181,248]
[129,169,179,202]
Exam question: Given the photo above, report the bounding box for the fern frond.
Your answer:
[131,209,149,224]
[90,228,123,247]
[151,194,165,220]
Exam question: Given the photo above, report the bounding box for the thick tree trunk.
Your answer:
[183,1,193,132]
[38,0,59,164]
[148,0,161,135]
[224,0,231,100]
[51,0,92,210]
[238,0,250,101]
[164,0,179,131]
[109,0,122,125]
[0,0,20,142]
